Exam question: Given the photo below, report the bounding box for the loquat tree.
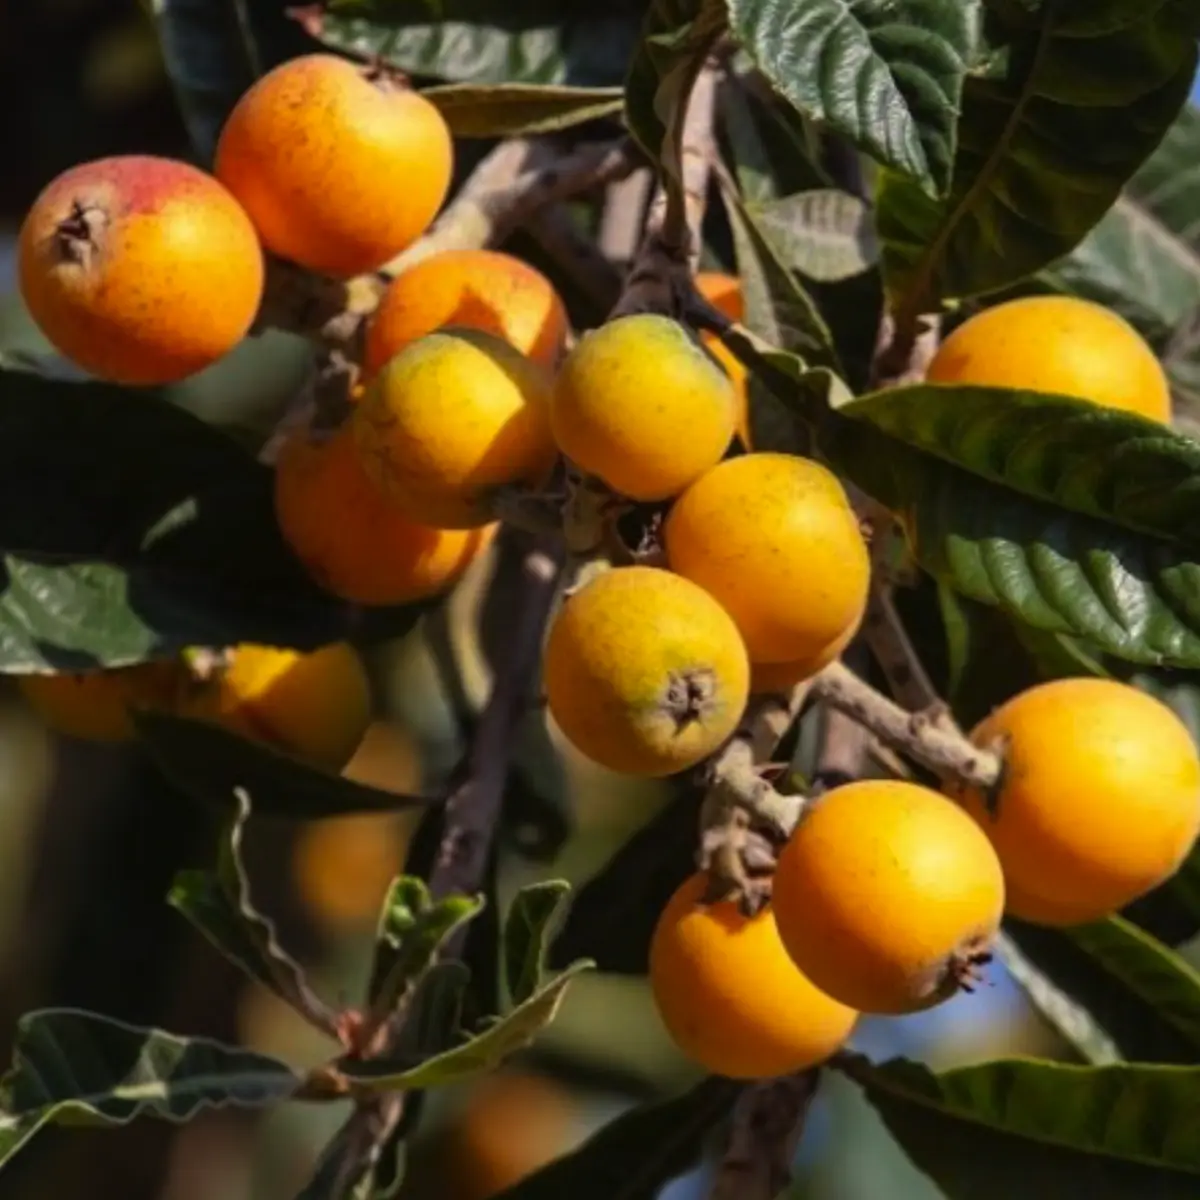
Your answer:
[1,1,1200,1198]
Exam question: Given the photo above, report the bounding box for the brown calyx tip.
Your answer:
[932,933,996,1002]
[360,56,411,92]
[663,666,717,733]
[53,200,108,268]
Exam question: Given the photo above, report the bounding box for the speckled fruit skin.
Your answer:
[543,566,750,778]
[551,314,737,501]
[18,155,263,385]
[650,873,857,1079]
[926,295,1172,423]
[953,678,1200,927]
[353,328,557,529]
[274,423,496,605]
[665,453,869,671]
[773,780,1006,1014]
[695,272,751,448]
[215,54,452,277]
[366,249,568,374]
[19,662,187,742]
[182,642,371,771]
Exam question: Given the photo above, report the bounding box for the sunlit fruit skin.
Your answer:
[695,271,752,448]
[748,624,858,696]
[365,249,569,374]
[215,54,452,277]
[650,873,857,1079]
[543,566,750,777]
[926,295,1172,423]
[18,661,186,742]
[354,328,556,528]
[952,678,1200,927]
[773,780,1006,1014]
[183,642,371,771]
[18,155,263,385]
[274,423,495,605]
[665,453,869,671]
[551,314,737,501]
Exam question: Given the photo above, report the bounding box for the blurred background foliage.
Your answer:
[0,4,1193,1200]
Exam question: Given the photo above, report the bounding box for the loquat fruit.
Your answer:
[650,873,857,1079]
[773,779,1005,1014]
[952,677,1200,927]
[695,271,752,448]
[18,155,263,385]
[543,566,749,777]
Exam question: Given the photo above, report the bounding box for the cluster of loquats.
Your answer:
[573,292,1197,1081]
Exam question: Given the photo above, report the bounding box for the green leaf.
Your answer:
[389,960,472,1065]
[879,1,1198,314]
[342,960,593,1093]
[1000,915,1200,1065]
[839,384,1200,547]
[135,710,432,819]
[623,0,727,217]
[149,0,260,163]
[304,0,642,86]
[490,1076,744,1200]
[368,878,484,1014]
[749,190,879,283]
[169,788,337,1033]
[421,82,623,135]
[0,370,349,668]
[503,879,571,1006]
[727,0,979,194]
[821,414,1200,667]
[0,1009,297,1172]
[839,1053,1200,1198]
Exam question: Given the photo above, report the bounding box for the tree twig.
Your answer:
[597,167,654,266]
[708,1070,821,1200]
[524,203,623,315]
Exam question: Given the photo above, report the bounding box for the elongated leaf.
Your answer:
[135,710,432,818]
[149,0,259,163]
[368,879,483,1014]
[728,0,979,194]
[1043,103,1200,338]
[840,384,1200,547]
[0,1009,297,1171]
[879,2,1197,313]
[1001,917,1200,1065]
[342,960,592,1093]
[749,189,879,283]
[422,82,623,135]
[169,788,337,1033]
[491,1076,743,1200]
[840,1053,1200,1197]
[0,370,349,667]
[822,414,1200,667]
[388,960,472,1066]
[503,880,571,1006]
[299,1,642,87]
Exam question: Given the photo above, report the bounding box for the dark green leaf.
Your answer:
[342,960,592,1092]
[503,880,571,1006]
[150,0,260,163]
[749,190,879,283]
[1001,915,1200,1065]
[490,1076,743,1200]
[624,0,727,217]
[840,1053,1200,1198]
[822,414,1200,667]
[879,2,1197,313]
[389,960,472,1066]
[368,879,483,1014]
[0,371,351,667]
[1041,101,1200,348]
[135,710,433,818]
[727,0,979,193]
[422,82,623,135]
[303,0,643,86]
[169,789,337,1033]
[0,1009,297,1171]
[840,383,1200,547]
